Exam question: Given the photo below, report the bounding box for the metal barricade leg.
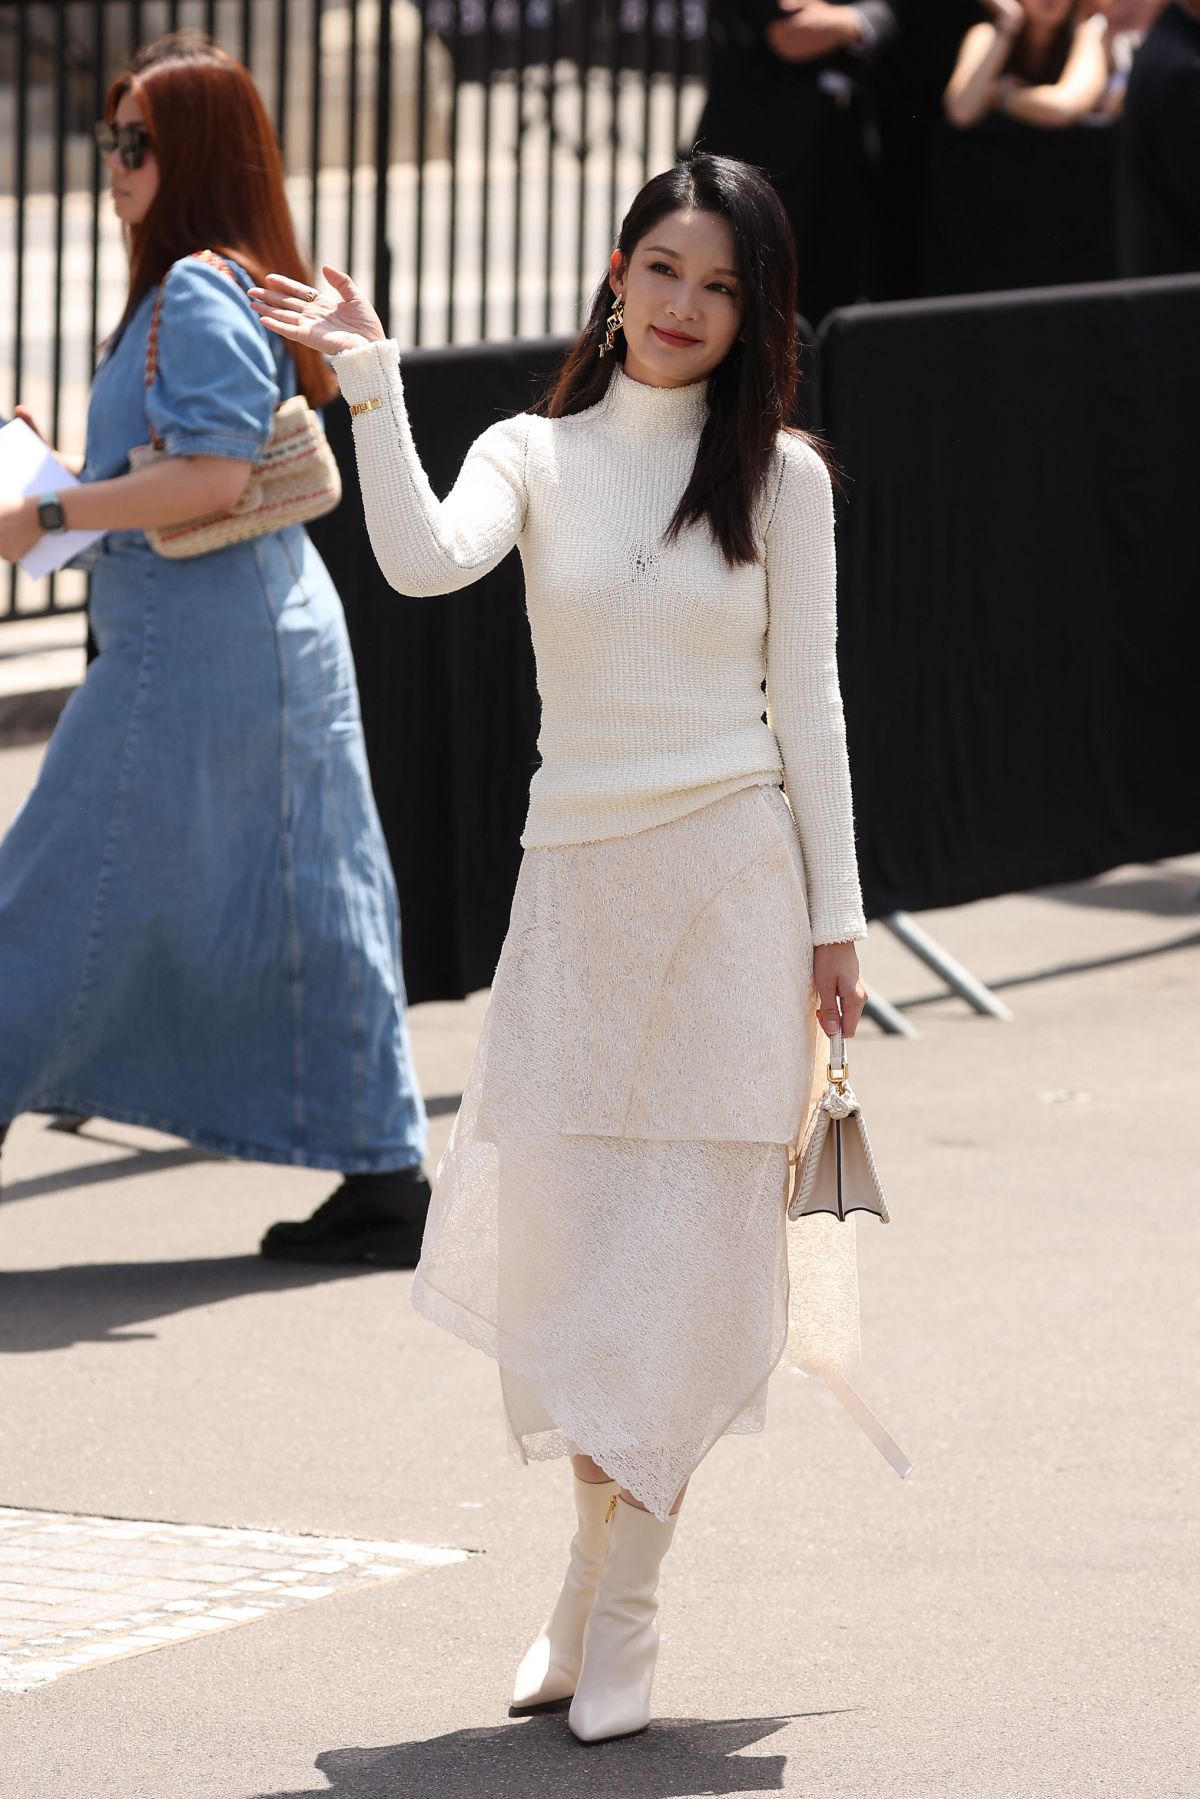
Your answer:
[882,911,1014,1020]
[862,991,920,1038]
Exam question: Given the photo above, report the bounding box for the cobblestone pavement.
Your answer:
[0,1507,466,1696]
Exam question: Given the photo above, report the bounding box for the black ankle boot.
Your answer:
[259,1166,431,1266]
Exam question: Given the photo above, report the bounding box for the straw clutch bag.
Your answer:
[787,1029,889,1225]
[129,250,341,559]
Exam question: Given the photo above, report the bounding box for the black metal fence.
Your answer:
[1,0,709,618]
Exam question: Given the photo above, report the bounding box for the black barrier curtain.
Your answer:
[815,273,1200,920]
[309,339,564,1004]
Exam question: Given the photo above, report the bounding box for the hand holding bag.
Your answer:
[128,250,341,559]
[787,1028,889,1225]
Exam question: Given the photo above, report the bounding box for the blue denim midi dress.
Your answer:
[0,255,427,1172]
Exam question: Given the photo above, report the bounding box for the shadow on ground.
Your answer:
[1039,865,1200,918]
[0,1257,387,1353]
[0,1142,215,1206]
[897,927,1200,1011]
[252,1711,846,1799]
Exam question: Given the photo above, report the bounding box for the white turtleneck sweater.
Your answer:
[334,340,867,945]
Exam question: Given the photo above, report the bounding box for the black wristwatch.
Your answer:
[37,492,67,534]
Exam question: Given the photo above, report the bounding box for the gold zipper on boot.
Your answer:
[604,1495,618,1524]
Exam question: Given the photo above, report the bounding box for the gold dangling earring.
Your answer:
[599,293,625,359]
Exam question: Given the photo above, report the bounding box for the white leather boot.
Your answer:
[511,1476,620,1709]
[568,1496,678,1743]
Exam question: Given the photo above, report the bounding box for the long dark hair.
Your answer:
[109,33,335,407]
[540,154,810,568]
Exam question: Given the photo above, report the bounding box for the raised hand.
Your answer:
[247,265,387,358]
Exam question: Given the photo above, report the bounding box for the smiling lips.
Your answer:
[651,325,700,348]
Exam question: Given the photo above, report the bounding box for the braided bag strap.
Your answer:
[143,250,242,450]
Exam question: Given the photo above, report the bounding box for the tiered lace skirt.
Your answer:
[412,782,860,1518]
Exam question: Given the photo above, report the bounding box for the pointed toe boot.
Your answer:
[511,1476,620,1710]
[568,1497,678,1743]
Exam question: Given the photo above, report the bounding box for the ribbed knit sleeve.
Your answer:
[333,338,530,597]
[764,438,867,944]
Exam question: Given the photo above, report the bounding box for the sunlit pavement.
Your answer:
[1,739,1197,1798]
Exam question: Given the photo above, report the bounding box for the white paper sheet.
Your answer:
[0,419,105,579]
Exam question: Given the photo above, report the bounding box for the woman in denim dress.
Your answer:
[0,36,428,1262]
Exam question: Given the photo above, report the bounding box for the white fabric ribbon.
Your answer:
[819,1366,913,1479]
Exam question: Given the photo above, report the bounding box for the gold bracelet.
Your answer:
[348,397,382,418]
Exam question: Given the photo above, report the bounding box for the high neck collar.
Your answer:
[601,363,709,436]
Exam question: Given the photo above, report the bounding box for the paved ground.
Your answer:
[0,614,86,745]
[0,736,1197,1798]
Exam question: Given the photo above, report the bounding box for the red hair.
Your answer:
[109,33,336,407]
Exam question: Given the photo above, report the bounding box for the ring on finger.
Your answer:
[304,287,319,304]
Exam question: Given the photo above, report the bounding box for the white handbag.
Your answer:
[787,1029,889,1224]
[786,1028,909,1478]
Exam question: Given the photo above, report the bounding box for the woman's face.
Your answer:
[1020,0,1077,26]
[610,208,744,390]
[106,89,159,226]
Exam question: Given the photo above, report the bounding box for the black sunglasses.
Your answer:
[94,120,153,171]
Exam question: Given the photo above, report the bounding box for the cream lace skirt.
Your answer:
[412,782,861,1519]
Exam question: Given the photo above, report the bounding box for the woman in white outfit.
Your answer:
[251,153,869,1744]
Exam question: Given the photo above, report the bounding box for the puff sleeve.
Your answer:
[145,257,279,462]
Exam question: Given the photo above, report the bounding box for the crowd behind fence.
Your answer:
[3,2,1182,625]
[1,0,709,618]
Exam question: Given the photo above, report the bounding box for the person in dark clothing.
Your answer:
[871,0,985,299]
[695,1,899,326]
[1117,0,1200,273]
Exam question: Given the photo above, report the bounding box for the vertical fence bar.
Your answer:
[131,2,143,53]
[240,0,252,66]
[7,0,30,615]
[542,0,556,334]
[47,0,69,612]
[275,0,290,153]
[511,0,526,338]
[608,2,621,251]
[205,0,218,39]
[575,0,591,321]
[639,1,653,185]
[90,0,107,373]
[671,0,685,157]
[167,0,182,34]
[10,0,28,414]
[345,0,359,275]
[373,0,394,337]
[412,0,428,343]
[309,0,323,261]
[445,1,460,343]
[479,0,493,341]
